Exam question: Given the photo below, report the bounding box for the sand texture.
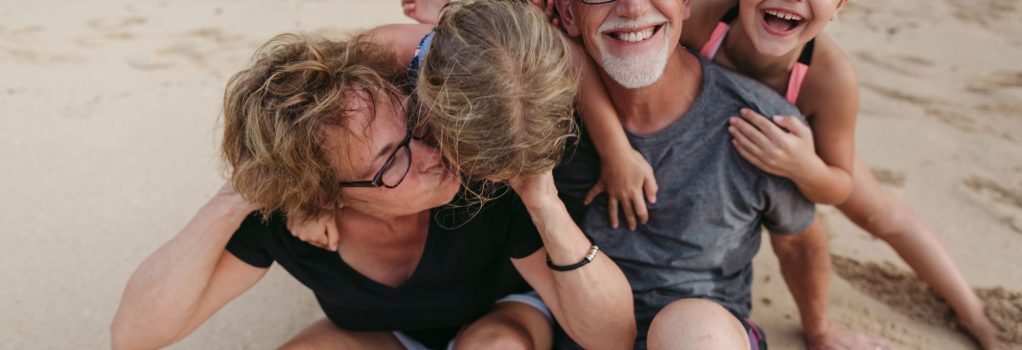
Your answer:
[1,0,1020,349]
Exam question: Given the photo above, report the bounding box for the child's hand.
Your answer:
[401,0,449,25]
[584,149,658,231]
[526,0,559,26]
[728,108,819,180]
[286,212,340,252]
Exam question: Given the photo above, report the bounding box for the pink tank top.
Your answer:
[699,7,815,105]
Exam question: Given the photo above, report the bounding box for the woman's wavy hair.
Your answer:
[416,0,580,197]
[221,33,404,220]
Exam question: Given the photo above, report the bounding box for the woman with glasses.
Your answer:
[111,2,635,350]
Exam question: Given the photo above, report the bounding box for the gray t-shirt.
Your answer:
[554,55,815,341]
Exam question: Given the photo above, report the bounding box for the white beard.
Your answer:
[596,15,671,89]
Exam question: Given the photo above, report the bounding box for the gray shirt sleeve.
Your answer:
[759,173,816,234]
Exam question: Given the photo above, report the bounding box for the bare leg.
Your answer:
[453,301,553,350]
[646,298,750,350]
[278,318,404,350]
[837,155,1002,349]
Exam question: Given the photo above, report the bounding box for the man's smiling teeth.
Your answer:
[764,9,803,21]
[613,28,655,43]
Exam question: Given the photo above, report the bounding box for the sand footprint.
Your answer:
[854,52,929,78]
[832,254,1022,345]
[861,82,977,133]
[871,168,907,188]
[963,176,1022,234]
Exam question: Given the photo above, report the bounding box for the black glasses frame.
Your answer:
[336,96,429,189]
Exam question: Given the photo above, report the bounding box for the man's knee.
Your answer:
[454,315,536,350]
[647,299,750,350]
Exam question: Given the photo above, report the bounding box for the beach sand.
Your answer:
[1,0,1019,349]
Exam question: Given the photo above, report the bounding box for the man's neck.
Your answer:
[603,47,703,136]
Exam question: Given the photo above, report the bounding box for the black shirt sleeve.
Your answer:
[225,213,275,268]
[497,193,545,259]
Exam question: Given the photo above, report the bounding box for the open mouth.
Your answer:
[606,24,665,43]
[761,9,805,34]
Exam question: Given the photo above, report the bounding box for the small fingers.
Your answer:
[733,139,769,171]
[632,193,649,225]
[739,108,786,141]
[729,117,772,150]
[729,124,764,156]
[607,197,619,229]
[619,198,637,231]
[642,169,658,204]
[584,181,606,205]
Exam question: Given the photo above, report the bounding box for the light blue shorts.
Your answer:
[392,291,552,350]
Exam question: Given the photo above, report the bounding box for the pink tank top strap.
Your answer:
[786,38,816,104]
[700,6,740,60]
[786,62,809,104]
[700,22,730,60]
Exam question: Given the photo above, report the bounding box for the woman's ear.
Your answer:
[554,0,581,37]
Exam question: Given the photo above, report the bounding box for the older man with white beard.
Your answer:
[549,0,889,349]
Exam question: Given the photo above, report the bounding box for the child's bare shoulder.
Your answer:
[801,34,859,112]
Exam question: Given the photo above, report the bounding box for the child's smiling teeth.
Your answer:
[764,9,803,21]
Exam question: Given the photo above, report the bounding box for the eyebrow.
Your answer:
[358,137,401,179]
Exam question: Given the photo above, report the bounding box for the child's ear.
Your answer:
[834,0,848,20]
[554,0,581,37]
[681,0,694,19]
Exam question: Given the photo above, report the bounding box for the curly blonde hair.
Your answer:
[221,33,404,219]
[416,0,580,184]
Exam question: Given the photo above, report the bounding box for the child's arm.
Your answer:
[566,41,659,231]
[359,24,435,67]
[728,107,853,205]
[727,36,858,205]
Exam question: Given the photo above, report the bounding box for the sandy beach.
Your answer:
[1,0,1019,349]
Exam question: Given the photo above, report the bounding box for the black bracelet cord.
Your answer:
[546,245,599,272]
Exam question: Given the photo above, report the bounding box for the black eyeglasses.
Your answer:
[336,97,431,189]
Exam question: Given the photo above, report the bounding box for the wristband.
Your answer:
[546,245,599,272]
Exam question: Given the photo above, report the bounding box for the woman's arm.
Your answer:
[508,173,636,349]
[110,184,268,349]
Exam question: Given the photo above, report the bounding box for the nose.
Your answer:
[614,0,654,19]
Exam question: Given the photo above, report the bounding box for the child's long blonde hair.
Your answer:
[416,0,579,186]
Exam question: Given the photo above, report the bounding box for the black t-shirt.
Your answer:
[226,191,544,348]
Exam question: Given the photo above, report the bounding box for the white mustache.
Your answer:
[598,12,669,33]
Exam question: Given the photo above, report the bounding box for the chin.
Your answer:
[752,37,800,58]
